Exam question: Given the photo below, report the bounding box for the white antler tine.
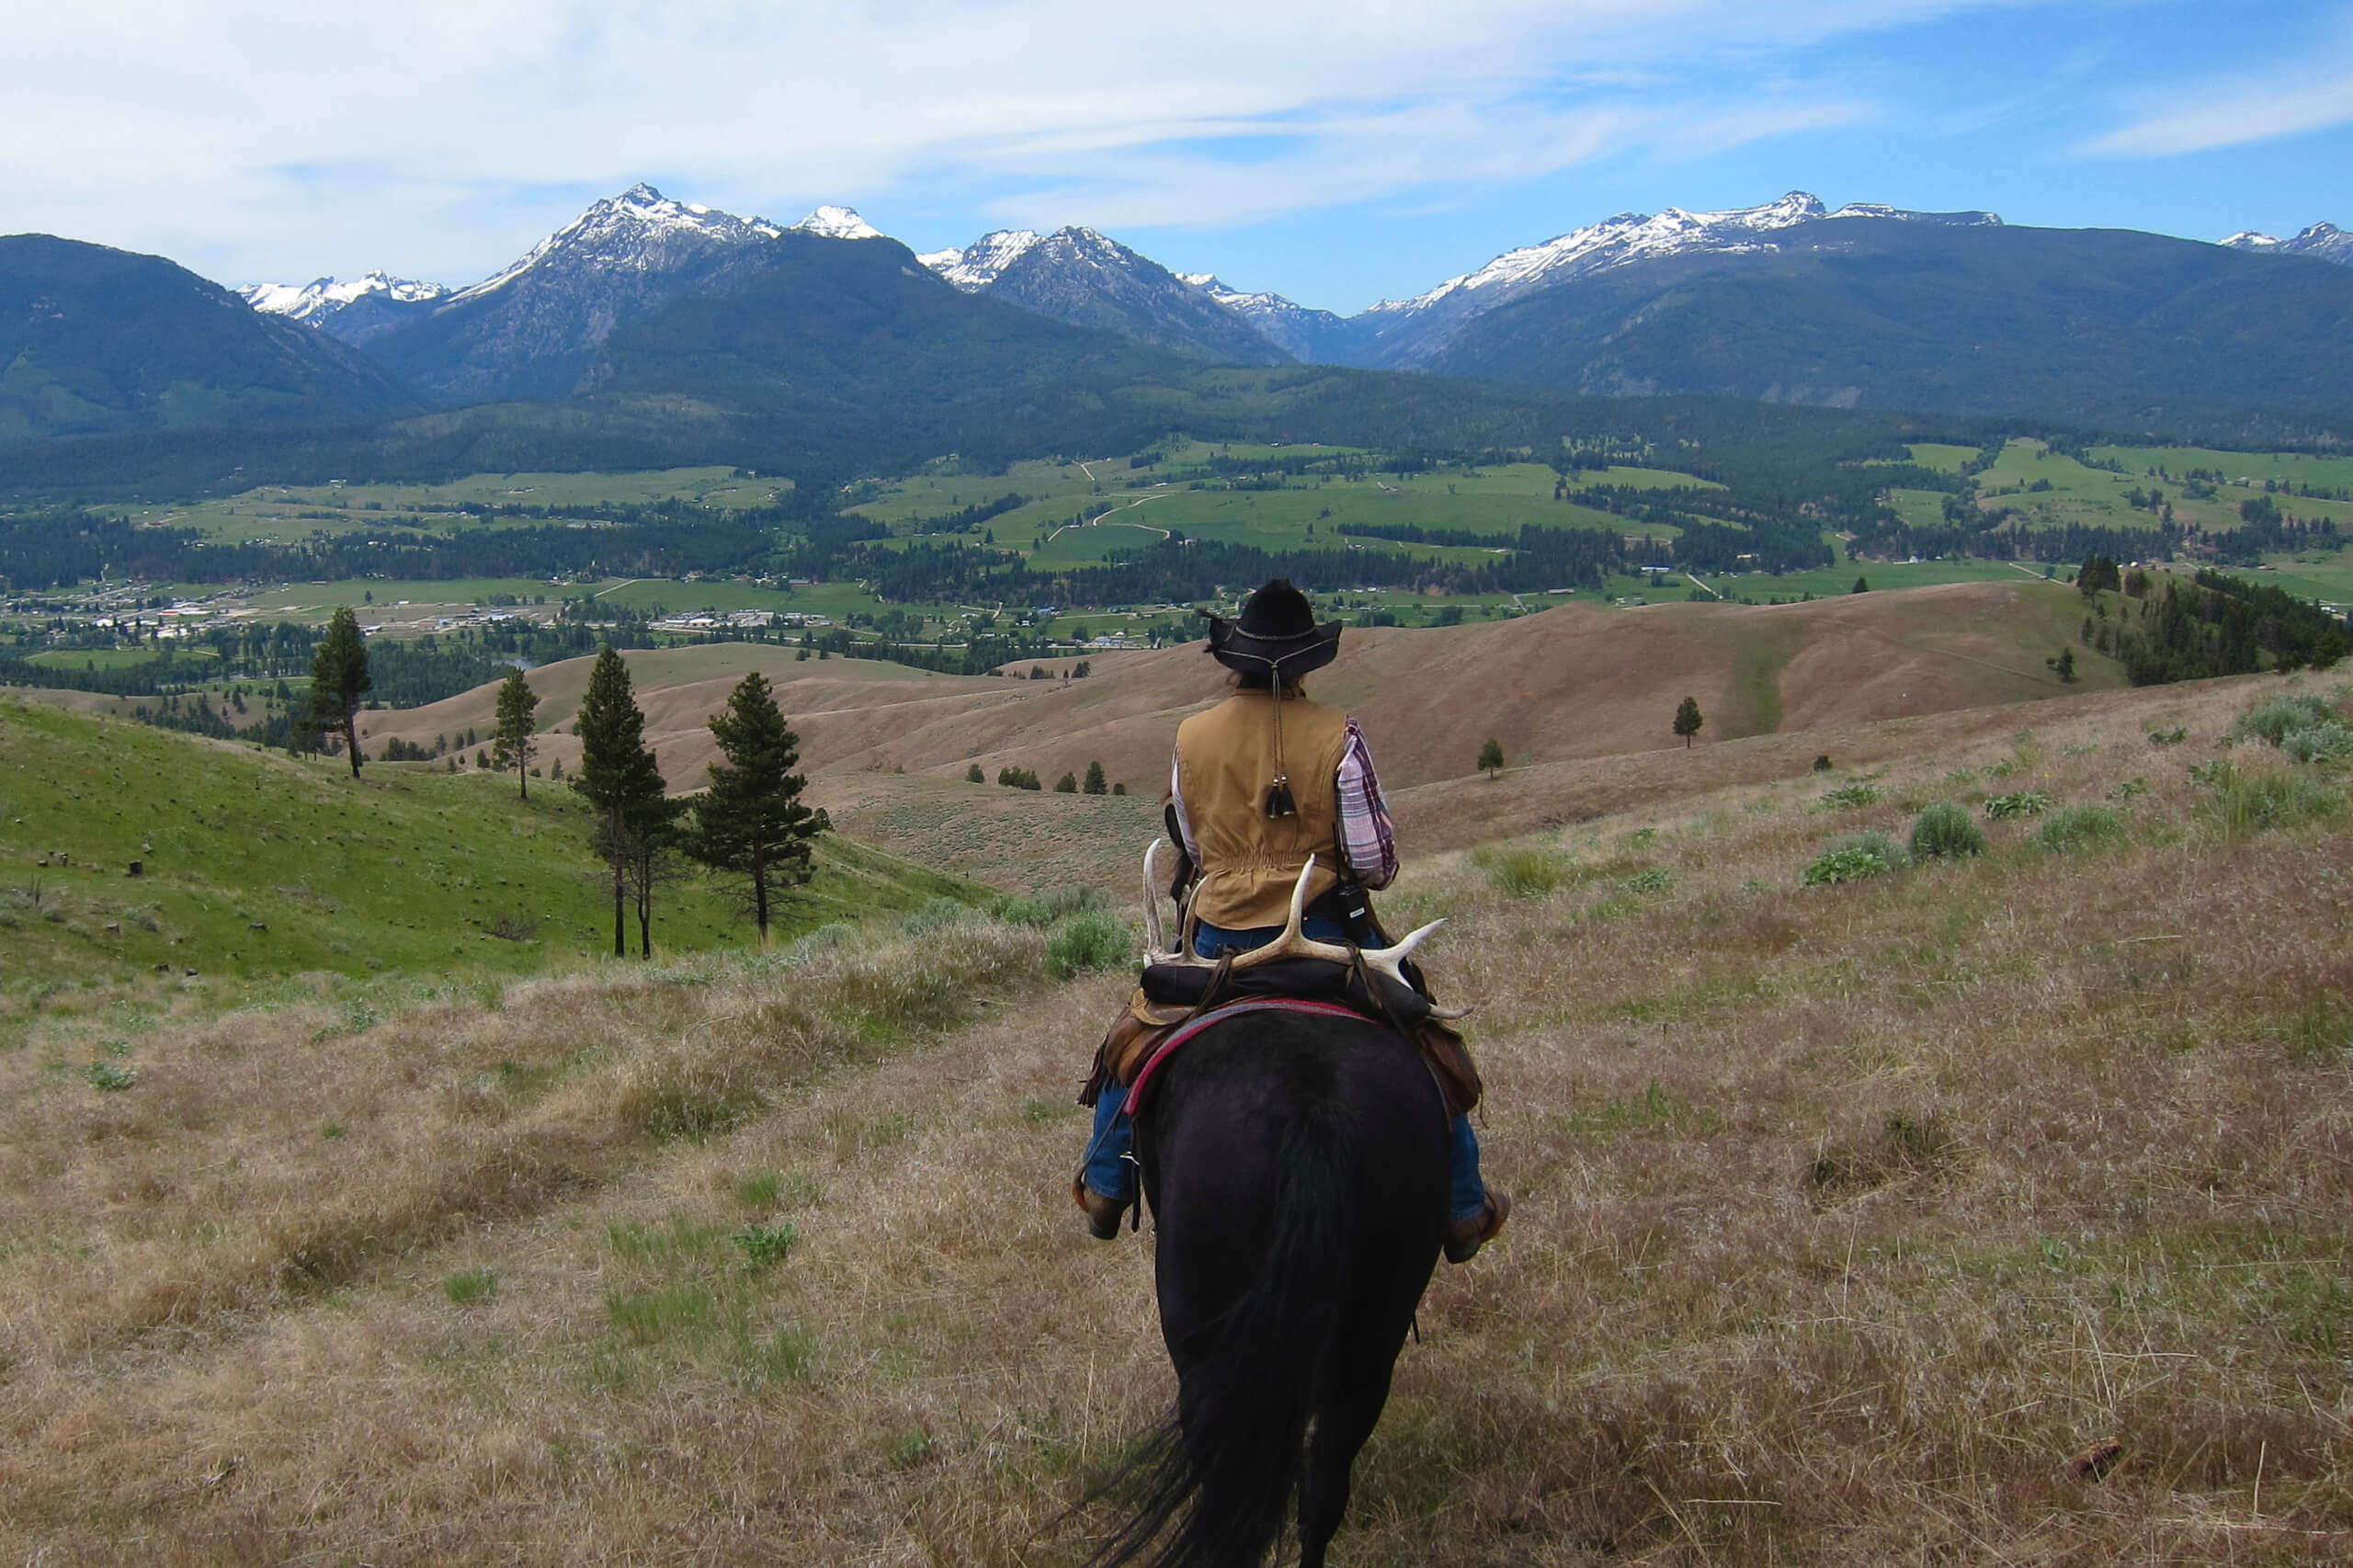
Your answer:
[1358,917,1445,983]
[1230,856,1354,972]
[1142,840,1167,958]
[1285,855,1317,940]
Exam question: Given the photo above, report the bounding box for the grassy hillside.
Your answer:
[5,671,2349,1562]
[0,698,979,990]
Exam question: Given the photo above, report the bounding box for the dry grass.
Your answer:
[6,674,2353,1563]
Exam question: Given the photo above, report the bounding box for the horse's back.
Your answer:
[1142,1008,1449,1335]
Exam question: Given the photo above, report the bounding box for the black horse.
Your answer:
[1093,1003,1451,1568]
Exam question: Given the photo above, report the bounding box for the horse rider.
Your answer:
[1074,578,1510,1263]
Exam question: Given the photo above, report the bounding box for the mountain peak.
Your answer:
[792,205,883,241]
[2223,221,2352,266]
[452,185,785,302]
[243,270,449,320]
[919,229,1046,291]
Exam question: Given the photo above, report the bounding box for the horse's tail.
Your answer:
[1091,1099,1352,1568]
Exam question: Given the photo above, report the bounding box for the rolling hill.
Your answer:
[0,234,418,439]
[355,579,2120,885]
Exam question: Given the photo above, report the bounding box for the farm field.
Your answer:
[6,670,2349,1563]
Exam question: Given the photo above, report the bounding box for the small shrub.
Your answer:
[992,895,1052,927]
[2281,720,2353,765]
[1813,755,1834,772]
[1908,801,1986,859]
[732,1171,783,1209]
[1803,833,1905,886]
[1048,912,1131,979]
[901,896,972,934]
[1820,782,1882,810]
[1041,885,1110,920]
[1476,846,1563,898]
[2200,767,2347,837]
[85,1060,139,1092]
[734,1220,799,1269]
[2038,804,2128,854]
[1622,868,1671,893]
[1984,790,2051,820]
[2106,777,2149,804]
[2235,694,2336,747]
[444,1267,497,1307]
[2146,726,2188,745]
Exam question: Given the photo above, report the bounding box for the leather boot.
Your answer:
[1073,1178,1130,1240]
[1444,1190,1509,1264]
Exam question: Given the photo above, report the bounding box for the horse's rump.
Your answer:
[1093,1007,1447,1568]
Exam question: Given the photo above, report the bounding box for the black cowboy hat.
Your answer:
[1204,578,1342,678]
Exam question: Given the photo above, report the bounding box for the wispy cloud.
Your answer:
[0,0,2025,282]
[2083,5,2353,157]
[2085,69,2353,156]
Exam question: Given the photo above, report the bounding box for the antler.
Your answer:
[1228,858,1471,1017]
[1142,839,1214,967]
[1226,857,1358,972]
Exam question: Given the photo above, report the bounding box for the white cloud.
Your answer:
[0,0,2016,284]
[2085,69,2353,157]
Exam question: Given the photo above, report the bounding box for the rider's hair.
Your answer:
[1231,669,1306,696]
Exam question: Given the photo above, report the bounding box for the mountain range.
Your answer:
[2,183,2345,470]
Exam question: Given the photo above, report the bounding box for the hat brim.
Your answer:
[1205,616,1342,678]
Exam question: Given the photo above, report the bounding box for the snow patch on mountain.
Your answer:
[2223,222,2352,265]
[242,272,449,319]
[919,230,1045,290]
[452,183,785,302]
[792,205,882,241]
[1364,192,2000,319]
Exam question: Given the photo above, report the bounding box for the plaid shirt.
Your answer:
[1170,716,1397,892]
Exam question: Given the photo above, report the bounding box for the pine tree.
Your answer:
[1673,696,1704,748]
[965,762,984,783]
[574,648,673,959]
[305,606,371,778]
[1054,771,1079,793]
[490,667,542,801]
[689,672,823,945]
[1083,760,1108,794]
[1477,738,1505,778]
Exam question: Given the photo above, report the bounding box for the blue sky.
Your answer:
[7,1,2349,312]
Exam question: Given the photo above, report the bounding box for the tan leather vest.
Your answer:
[1175,690,1352,929]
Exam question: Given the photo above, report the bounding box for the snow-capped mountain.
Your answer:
[1341,191,2001,368]
[240,272,450,347]
[369,182,814,403]
[1176,273,1355,363]
[790,205,883,241]
[917,230,1045,291]
[919,226,1288,364]
[449,183,785,304]
[2223,222,2352,266]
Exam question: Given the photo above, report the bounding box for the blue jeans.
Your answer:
[1082,915,1492,1222]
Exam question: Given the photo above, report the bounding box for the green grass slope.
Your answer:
[0,699,977,991]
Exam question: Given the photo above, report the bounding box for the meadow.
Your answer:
[0,699,978,994]
[3,668,2348,1563]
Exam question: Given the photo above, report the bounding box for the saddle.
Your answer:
[1080,952,1483,1119]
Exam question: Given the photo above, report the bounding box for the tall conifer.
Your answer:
[306,606,372,778]
[691,672,822,944]
[490,667,541,801]
[574,648,671,959]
